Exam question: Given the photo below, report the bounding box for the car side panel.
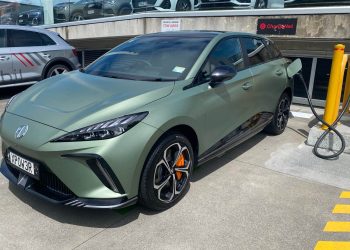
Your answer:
[248,58,288,115]
[10,46,70,83]
[0,48,13,86]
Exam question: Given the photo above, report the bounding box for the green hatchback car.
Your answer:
[0,31,293,210]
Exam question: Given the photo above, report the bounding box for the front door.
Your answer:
[197,37,255,147]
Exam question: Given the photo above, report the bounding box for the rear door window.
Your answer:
[8,30,55,47]
[0,29,6,48]
[242,37,271,66]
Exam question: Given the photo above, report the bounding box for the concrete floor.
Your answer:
[0,87,348,250]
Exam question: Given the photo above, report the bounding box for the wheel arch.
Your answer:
[283,86,293,101]
[42,57,75,79]
[136,123,199,194]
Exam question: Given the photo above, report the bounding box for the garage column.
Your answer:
[42,0,54,25]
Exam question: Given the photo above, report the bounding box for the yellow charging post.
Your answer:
[343,58,350,113]
[322,44,345,130]
[332,54,348,121]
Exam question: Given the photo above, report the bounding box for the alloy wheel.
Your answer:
[49,67,68,77]
[276,96,290,130]
[153,143,191,203]
[176,0,191,11]
[256,0,267,8]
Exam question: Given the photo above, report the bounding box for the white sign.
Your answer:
[161,20,181,32]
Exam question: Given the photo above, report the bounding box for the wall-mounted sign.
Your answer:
[161,20,181,32]
[257,18,298,35]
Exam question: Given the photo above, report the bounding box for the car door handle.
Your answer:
[242,82,252,90]
[0,56,10,61]
[275,69,284,76]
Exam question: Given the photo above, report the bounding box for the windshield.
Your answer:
[84,36,212,81]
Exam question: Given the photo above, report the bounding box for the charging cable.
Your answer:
[297,72,350,159]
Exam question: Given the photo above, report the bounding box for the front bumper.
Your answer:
[1,157,137,209]
[0,112,162,208]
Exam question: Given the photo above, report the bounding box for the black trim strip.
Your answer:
[198,112,273,165]
[62,153,126,194]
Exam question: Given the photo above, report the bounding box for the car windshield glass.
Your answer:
[84,36,212,81]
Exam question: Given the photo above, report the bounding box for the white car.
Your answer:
[132,0,196,12]
[0,25,80,88]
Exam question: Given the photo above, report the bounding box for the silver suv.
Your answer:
[0,25,80,88]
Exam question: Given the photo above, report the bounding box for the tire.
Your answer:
[176,0,192,11]
[264,92,291,135]
[139,133,194,211]
[254,0,268,9]
[70,12,84,21]
[118,5,132,15]
[45,64,70,79]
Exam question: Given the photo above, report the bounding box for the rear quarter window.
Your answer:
[264,39,282,59]
[242,37,271,66]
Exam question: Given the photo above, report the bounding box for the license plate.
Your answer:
[87,10,95,14]
[138,1,148,6]
[7,151,39,179]
[18,20,23,23]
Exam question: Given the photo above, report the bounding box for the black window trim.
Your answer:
[190,35,249,88]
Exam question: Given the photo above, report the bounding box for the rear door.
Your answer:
[241,37,286,115]
[196,37,256,146]
[0,29,13,86]
[8,29,56,83]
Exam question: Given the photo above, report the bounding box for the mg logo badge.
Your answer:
[15,125,29,139]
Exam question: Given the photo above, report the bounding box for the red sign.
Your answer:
[257,18,298,35]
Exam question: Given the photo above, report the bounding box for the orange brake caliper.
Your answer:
[175,154,185,180]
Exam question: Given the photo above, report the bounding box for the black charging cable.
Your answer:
[296,72,350,159]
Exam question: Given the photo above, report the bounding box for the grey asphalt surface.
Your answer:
[0,87,348,250]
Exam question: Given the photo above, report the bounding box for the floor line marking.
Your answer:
[333,204,350,214]
[315,241,350,250]
[340,191,350,199]
[324,221,350,232]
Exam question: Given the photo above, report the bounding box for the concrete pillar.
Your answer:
[42,0,54,25]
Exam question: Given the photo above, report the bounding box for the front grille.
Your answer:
[39,171,74,197]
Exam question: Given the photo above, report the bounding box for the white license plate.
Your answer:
[87,10,95,14]
[8,151,39,178]
[18,20,23,23]
[138,1,148,6]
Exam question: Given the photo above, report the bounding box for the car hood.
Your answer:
[7,71,174,132]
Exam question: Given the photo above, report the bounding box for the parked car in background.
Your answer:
[18,9,44,26]
[0,25,80,88]
[0,31,293,210]
[54,0,132,23]
[132,0,196,12]
[253,0,350,8]
[195,0,250,10]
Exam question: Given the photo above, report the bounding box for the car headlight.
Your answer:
[52,112,148,142]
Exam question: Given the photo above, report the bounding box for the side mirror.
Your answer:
[287,58,302,78]
[210,65,237,88]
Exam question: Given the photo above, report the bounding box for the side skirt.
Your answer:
[197,112,273,165]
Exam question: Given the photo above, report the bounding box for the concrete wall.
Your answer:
[49,13,350,40]
[46,9,350,56]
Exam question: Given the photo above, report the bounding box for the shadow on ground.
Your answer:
[0,86,30,100]
[8,132,268,228]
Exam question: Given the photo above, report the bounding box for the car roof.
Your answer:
[142,30,267,40]
[0,25,58,36]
